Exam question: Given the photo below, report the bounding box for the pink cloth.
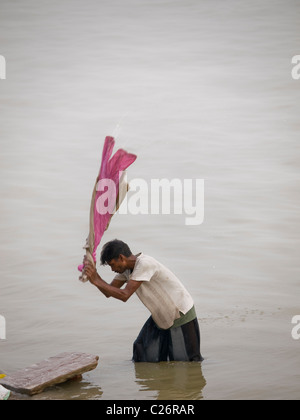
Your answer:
[93,136,137,260]
[78,136,137,272]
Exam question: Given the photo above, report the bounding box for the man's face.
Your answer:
[108,256,126,274]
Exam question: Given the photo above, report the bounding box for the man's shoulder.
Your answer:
[136,253,159,267]
[130,253,160,282]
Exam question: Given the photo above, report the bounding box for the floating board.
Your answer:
[0,352,99,396]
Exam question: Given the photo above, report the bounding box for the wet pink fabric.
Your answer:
[78,136,137,273]
[93,136,137,260]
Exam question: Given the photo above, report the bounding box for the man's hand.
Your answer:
[82,256,142,301]
[83,258,98,284]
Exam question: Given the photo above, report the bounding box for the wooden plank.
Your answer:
[0,352,99,396]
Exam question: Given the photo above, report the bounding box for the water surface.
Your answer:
[0,0,299,400]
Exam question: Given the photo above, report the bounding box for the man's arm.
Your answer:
[83,261,142,302]
[110,278,127,289]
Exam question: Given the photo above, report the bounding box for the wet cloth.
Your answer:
[114,253,194,329]
[171,305,197,329]
[78,136,137,281]
[132,315,203,362]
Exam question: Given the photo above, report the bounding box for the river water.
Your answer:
[0,0,299,400]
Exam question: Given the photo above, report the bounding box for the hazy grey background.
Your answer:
[0,0,299,399]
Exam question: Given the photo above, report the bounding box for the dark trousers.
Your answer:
[133,316,204,363]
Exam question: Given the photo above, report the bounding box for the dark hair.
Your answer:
[100,239,132,265]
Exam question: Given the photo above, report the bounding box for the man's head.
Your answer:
[100,239,133,273]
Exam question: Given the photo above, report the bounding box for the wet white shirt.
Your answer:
[114,253,194,329]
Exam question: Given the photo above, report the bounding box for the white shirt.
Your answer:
[114,253,194,329]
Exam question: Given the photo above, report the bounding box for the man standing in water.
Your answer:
[83,239,203,362]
